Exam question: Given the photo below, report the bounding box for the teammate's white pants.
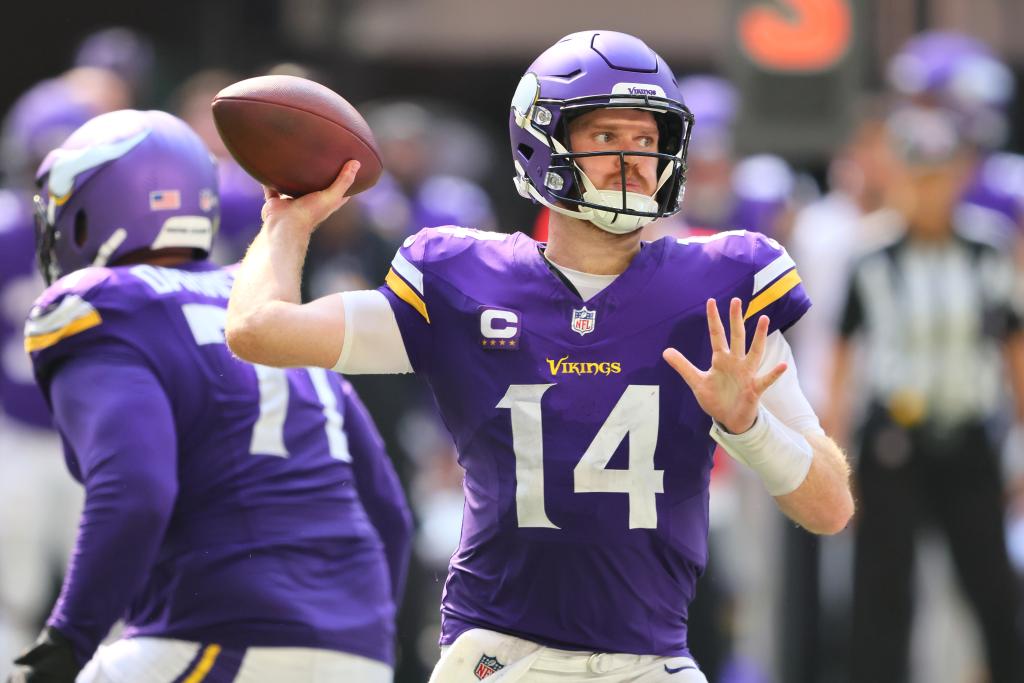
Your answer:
[76,637,393,683]
[429,629,708,682]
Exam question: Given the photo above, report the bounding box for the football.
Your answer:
[211,75,383,197]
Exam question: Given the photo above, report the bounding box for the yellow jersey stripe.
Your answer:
[744,268,802,321]
[182,644,222,683]
[385,268,430,323]
[24,310,102,353]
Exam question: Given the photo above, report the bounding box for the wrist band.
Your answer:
[709,404,813,496]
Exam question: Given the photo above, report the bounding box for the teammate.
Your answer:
[9,109,411,682]
[227,31,853,681]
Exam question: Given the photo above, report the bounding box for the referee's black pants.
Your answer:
[850,407,1024,683]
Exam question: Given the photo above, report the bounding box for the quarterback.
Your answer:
[228,31,853,682]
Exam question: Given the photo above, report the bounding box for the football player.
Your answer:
[888,30,1024,246]
[10,110,411,683]
[227,31,853,682]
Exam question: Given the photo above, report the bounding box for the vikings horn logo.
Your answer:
[474,654,505,679]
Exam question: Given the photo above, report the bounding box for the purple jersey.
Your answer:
[379,227,810,656]
[25,260,410,664]
[0,189,53,428]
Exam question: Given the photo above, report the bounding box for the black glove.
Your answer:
[7,627,81,683]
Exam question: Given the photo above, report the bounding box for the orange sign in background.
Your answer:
[738,0,853,73]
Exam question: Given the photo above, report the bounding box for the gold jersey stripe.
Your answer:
[385,268,430,323]
[744,268,802,321]
[24,310,102,352]
[181,644,222,683]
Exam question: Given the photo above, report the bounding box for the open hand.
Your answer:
[260,159,361,236]
[663,297,787,434]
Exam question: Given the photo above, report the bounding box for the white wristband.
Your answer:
[709,404,814,496]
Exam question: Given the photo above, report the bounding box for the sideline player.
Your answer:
[227,31,853,681]
[9,110,411,683]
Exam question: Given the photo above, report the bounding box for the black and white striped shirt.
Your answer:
[839,232,1022,426]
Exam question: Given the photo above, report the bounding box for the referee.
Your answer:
[827,107,1024,683]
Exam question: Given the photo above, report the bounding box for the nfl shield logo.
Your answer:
[571,306,597,336]
[474,654,504,679]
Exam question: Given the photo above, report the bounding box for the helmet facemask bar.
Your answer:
[32,192,62,286]
[549,149,685,218]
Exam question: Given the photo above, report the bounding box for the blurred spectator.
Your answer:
[826,106,1024,683]
[789,96,902,413]
[887,30,1014,150]
[74,26,156,106]
[786,96,903,682]
[356,100,496,242]
[1,71,130,188]
[677,75,800,239]
[888,30,1024,248]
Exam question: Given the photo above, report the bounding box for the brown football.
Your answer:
[211,75,382,197]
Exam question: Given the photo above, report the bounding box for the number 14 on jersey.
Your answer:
[497,384,664,530]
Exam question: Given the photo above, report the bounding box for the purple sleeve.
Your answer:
[742,232,811,337]
[45,346,178,665]
[341,380,413,603]
[378,229,435,374]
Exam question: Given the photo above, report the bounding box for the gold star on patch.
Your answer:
[499,340,506,346]
[508,340,516,347]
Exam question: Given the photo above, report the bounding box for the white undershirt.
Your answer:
[334,288,823,436]
[547,261,619,302]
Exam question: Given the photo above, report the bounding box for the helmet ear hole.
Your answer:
[517,144,535,161]
[74,210,88,247]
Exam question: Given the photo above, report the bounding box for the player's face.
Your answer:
[568,108,660,196]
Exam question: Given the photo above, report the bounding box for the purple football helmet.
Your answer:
[678,75,737,158]
[887,31,1014,148]
[33,110,219,284]
[887,31,1013,109]
[510,30,693,234]
[0,78,102,186]
[74,27,155,96]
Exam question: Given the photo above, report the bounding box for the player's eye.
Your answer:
[637,136,655,147]
[594,132,613,144]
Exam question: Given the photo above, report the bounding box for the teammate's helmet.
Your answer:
[74,26,155,97]
[0,78,101,187]
[887,31,1014,110]
[677,75,737,160]
[33,109,218,285]
[887,31,1014,148]
[510,30,693,234]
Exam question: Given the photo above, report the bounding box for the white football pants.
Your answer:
[429,629,708,682]
[76,637,393,683]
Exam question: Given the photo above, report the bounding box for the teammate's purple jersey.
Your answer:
[0,189,53,428]
[379,227,810,656]
[26,260,409,664]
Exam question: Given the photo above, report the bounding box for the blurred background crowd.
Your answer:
[2,1,1024,682]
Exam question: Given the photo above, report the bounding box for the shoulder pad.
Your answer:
[25,268,114,353]
[385,226,513,323]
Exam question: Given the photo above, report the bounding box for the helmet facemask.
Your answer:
[32,192,61,286]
